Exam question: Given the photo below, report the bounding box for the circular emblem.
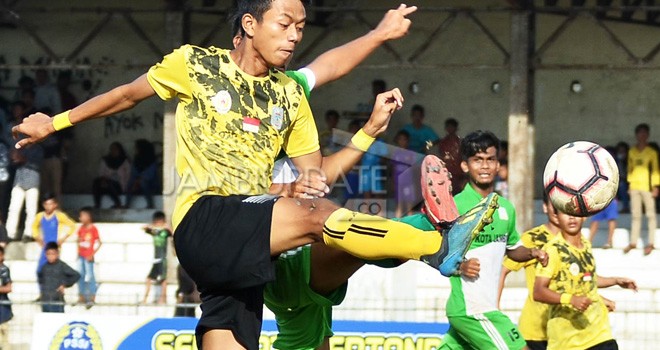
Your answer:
[49,321,102,350]
[211,90,232,114]
[569,263,580,276]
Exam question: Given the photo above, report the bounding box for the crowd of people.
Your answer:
[0,1,655,350]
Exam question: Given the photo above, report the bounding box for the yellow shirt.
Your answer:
[32,210,76,240]
[147,45,319,228]
[502,224,556,341]
[628,146,660,191]
[536,234,613,350]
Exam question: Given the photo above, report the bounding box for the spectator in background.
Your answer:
[77,207,101,309]
[34,69,61,114]
[391,130,419,217]
[13,76,35,102]
[20,89,37,118]
[93,142,130,209]
[32,194,76,273]
[174,264,200,317]
[125,139,158,209]
[344,119,362,200]
[40,132,63,201]
[142,211,172,305]
[0,220,8,249]
[626,123,658,255]
[38,242,80,313]
[0,246,12,349]
[438,118,466,194]
[57,71,78,112]
[400,104,439,154]
[494,158,509,198]
[319,110,340,156]
[615,142,630,213]
[6,136,43,242]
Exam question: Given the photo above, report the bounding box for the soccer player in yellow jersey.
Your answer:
[626,123,659,255]
[11,1,493,349]
[534,209,638,350]
[499,193,560,350]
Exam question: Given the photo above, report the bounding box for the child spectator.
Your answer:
[391,130,419,217]
[142,211,172,304]
[38,242,80,313]
[77,207,101,309]
[534,208,638,349]
[0,246,12,349]
[32,195,76,273]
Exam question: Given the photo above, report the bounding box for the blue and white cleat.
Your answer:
[422,192,499,277]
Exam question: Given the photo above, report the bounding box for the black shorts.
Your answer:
[526,340,547,350]
[174,194,278,349]
[147,261,166,282]
[587,339,618,350]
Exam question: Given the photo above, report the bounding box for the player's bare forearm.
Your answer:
[533,277,561,304]
[498,267,511,308]
[307,4,416,87]
[597,276,638,291]
[506,246,548,266]
[13,74,155,148]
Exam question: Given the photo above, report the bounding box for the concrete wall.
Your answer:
[0,0,659,194]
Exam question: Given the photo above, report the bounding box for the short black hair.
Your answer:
[460,130,500,160]
[0,246,4,255]
[231,0,311,38]
[45,242,59,251]
[153,211,166,221]
[411,104,425,115]
[325,110,340,120]
[445,118,458,128]
[42,193,57,202]
[80,206,94,218]
[372,79,386,91]
[395,130,410,139]
[635,123,650,134]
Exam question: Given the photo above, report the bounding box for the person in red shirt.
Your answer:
[76,207,101,309]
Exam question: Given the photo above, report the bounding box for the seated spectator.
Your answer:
[93,142,130,209]
[125,139,158,209]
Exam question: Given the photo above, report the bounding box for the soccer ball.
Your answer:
[543,141,619,217]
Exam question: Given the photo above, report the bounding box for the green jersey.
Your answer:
[447,184,520,316]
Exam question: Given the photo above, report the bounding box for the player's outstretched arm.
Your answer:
[597,276,638,291]
[505,246,548,266]
[307,4,416,87]
[13,74,155,149]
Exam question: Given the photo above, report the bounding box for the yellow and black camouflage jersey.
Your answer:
[147,45,319,228]
[502,224,557,341]
[536,234,613,350]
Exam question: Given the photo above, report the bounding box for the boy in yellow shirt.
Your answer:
[32,194,76,273]
[534,208,637,350]
[626,123,659,255]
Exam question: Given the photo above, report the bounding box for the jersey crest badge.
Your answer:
[569,262,580,276]
[212,90,232,114]
[271,106,284,130]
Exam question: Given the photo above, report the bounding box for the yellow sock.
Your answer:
[323,208,442,260]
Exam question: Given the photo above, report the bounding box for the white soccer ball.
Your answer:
[543,141,619,217]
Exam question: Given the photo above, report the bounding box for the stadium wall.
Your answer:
[0,0,659,195]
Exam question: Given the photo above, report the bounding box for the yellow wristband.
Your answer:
[560,293,573,305]
[350,128,375,152]
[52,110,73,131]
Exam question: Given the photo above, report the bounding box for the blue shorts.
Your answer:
[591,200,618,222]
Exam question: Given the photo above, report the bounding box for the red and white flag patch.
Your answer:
[243,117,260,133]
